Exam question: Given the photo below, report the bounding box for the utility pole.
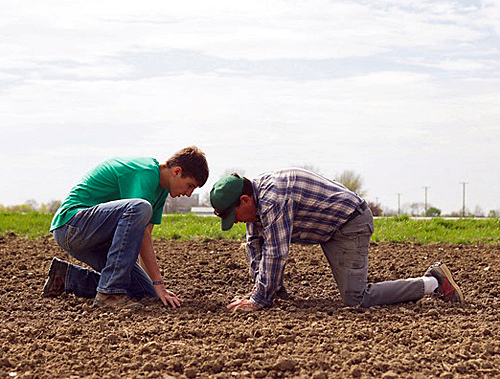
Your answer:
[397,193,401,216]
[423,186,429,215]
[460,182,468,217]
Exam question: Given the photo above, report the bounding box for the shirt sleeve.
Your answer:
[245,221,264,282]
[150,191,168,225]
[250,199,294,308]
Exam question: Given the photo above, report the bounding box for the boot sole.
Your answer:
[42,258,66,297]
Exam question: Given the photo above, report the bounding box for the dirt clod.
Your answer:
[184,367,197,378]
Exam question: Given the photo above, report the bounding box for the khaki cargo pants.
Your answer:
[321,207,424,307]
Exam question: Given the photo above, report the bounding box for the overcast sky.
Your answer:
[1,0,499,215]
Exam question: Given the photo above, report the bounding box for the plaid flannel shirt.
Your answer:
[246,168,363,308]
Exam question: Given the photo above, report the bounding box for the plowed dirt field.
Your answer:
[1,233,499,379]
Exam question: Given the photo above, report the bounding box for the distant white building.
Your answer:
[190,206,215,217]
[163,194,200,214]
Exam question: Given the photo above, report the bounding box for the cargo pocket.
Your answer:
[345,247,368,269]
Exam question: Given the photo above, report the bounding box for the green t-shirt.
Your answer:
[50,157,169,231]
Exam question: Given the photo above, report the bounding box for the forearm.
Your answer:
[138,225,163,282]
[246,223,264,280]
[246,238,262,280]
[137,225,182,307]
[250,261,285,308]
[249,216,292,307]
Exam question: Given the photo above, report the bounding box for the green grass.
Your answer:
[1,213,500,244]
[372,216,500,245]
[0,212,246,241]
[0,212,53,239]
[151,213,246,241]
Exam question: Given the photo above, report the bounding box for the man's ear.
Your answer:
[173,166,183,177]
[240,195,252,204]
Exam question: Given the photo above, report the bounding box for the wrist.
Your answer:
[248,297,261,310]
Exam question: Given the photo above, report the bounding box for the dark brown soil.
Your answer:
[1,232,500,379]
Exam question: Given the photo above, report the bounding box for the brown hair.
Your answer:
[166,146,209,187]
[231,173,253,205]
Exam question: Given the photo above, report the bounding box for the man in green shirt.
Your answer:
[43,146,209,310]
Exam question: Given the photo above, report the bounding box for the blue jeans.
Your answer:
[52,199,157,300]
[321,207,424,307]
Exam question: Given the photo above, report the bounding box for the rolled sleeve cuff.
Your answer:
[250,291,273,309]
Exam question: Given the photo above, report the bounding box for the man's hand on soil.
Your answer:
[227,298,259,312]
[154,284,183,308]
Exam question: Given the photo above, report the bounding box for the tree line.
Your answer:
[0,200,62,214]
[1,169,498,218]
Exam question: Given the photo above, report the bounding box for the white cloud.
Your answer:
[0,72,20,80]
[0,0,495,68]
[479,0,500,34]
[2,70,498,140]
[401,57,499,72]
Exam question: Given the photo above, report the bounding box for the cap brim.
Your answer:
[221,207,236,231]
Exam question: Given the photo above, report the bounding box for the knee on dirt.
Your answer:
[340,291,364,308]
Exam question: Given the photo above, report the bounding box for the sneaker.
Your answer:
[93,292,144,310]
[42,257,68,297]
[425,262,464,303]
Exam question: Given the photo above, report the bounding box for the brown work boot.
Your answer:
[42,258,68,297]
[93,292,144,310]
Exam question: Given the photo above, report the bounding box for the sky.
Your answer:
[1,0,499,215]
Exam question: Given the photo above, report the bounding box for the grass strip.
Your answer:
[1,213,500,245]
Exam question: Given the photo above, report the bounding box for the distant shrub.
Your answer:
[392,215,410,222]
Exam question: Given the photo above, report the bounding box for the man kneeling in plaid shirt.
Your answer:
[210,168,464,312]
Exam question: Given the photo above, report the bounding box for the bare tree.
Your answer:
[474,205,485,217]
[47,200,62,213]
[25,199,39,211]
[335,170,367,197]
[488,209,500,218]
[367,201,383,216]
[220,168,246,179]
[383,207,398,216]
[409,202,425,217]
[200,191,211,207]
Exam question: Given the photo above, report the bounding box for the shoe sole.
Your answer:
[438,264,464,303]
[42,277,55,297]
[42,258,65,297]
